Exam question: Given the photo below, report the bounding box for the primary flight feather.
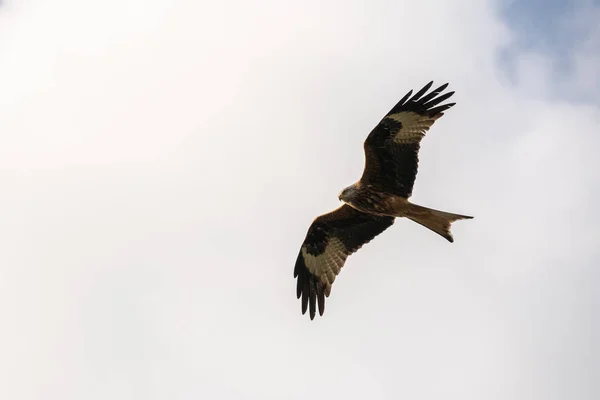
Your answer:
[293,81,473,320]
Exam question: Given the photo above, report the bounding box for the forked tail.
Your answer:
[405,202,473,243]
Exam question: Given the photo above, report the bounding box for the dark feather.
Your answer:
[361,81,456,197]
[409,80,433,102]
[419,83,449,105]
[293,205,394,320]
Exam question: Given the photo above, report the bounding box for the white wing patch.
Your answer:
[301,237,348,296]
[386,111,436,144]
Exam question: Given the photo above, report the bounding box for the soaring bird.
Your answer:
[293,81,473,320]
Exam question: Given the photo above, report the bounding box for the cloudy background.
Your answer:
[1,0,598,399]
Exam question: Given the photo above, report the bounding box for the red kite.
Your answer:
[294,81,473,320]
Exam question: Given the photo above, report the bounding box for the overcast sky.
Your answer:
[1,0,598,399]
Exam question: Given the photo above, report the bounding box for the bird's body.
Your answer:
[294,81,473,320]
[338,183,397,217]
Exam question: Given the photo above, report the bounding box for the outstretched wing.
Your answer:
[360,81,456,198]
[294,204,394,320]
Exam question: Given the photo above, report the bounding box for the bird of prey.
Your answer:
[293,81,473,320]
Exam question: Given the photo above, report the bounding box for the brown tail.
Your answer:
[405,202,473,243]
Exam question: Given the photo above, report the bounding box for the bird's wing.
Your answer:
[360,81,455,198]
[294,204,394,319]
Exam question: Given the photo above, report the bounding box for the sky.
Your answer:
[0,0,598,399]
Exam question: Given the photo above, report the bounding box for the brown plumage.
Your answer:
[294,81,473,320]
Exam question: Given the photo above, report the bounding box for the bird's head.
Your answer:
[338,185,357,202]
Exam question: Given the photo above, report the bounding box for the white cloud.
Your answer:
[0,0,598,399]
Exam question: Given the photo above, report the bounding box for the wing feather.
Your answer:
[294,204,394,319]
[361,81,456,197]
